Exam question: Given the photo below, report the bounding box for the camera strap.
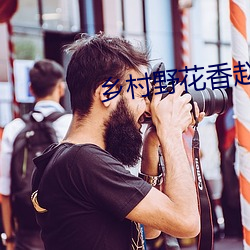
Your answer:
[192,124,214,250]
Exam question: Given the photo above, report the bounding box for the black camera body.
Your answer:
[148,62,228,117]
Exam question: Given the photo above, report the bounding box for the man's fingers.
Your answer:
[193,102,206,122]
[180,91,192,105]
[150,83,162,108]
[173,83,185,97]
[193,102,200,118]
[192,102,205,124]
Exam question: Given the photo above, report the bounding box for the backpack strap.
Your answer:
[44,111,66,123]
[18,111,67,151]
[21,110,66,124]
[39,111,66,144]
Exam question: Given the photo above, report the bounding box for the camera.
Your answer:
[147,62,228,117]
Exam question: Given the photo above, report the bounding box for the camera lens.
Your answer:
[188,88,228,116]
[146,62,229,121]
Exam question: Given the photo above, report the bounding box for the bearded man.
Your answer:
[31,33,201,250]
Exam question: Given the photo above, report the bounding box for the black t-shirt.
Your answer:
[33,143,152,250]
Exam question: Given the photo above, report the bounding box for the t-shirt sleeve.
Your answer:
[74,145,152,220]
[0,119,25,195]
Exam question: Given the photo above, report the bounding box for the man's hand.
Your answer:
[150,84,193,140]
[192,102,205,126]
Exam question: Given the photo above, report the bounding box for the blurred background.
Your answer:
[1,0,250,249]
[2,0,250,120]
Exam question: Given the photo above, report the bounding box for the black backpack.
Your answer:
[10,110,64,230]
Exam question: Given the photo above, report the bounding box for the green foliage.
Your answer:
[14,39,36,60]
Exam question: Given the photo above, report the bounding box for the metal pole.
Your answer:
[37,0,43,28]
[78,0,95,34]
[230,0,250,248]
[217,0,221,64]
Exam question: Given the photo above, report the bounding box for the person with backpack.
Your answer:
[0,59,72,250]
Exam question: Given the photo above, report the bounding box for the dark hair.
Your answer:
[29,59,64,98]
[65,33,150,116]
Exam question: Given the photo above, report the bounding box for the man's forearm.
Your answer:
[1,195,14,237]
[159,132,198,216]
[141,126,162,239]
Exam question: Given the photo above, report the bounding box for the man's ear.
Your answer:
[96,82,118,107]
[29,83,35,97]
[58,81,66,98]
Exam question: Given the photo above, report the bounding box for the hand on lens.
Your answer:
[191,102,205,128]
[150,83,194,136]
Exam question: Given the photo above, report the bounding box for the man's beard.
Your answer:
[104,98,143,167]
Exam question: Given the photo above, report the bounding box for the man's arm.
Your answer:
[140,125,161,239]
[1,195,15,250]
[0,121,23,250]
[126,84,200,238]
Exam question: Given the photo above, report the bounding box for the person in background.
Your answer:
[199,115,225,238]
[0,59,72,250]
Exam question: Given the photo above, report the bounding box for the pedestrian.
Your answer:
[0,59,72,250]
